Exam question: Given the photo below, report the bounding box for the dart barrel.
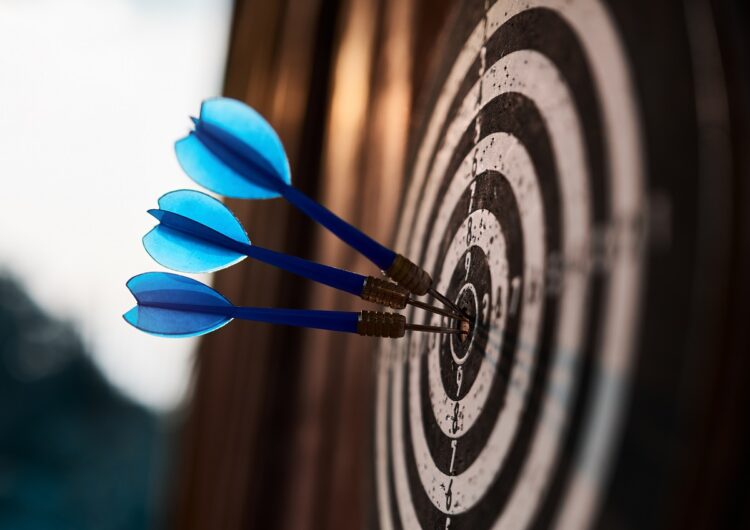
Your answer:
[356,311,406,338]
[385,254,431,296]
[360,277,409,309]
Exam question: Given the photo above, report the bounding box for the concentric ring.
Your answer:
[375,2,644,529]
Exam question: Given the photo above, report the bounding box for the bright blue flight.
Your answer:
[174,98,438,297]
[123,272,458,339]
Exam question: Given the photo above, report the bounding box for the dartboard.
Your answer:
[374,0,743,528]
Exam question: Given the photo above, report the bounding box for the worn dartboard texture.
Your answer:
[375,1,647,528]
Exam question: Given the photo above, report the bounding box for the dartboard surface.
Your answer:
[375,1,653,528]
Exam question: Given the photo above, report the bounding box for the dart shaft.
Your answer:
[283,188,447,301]
[151,208,367,296]
[139,300,360,333]
[153,209,441,310]
[283,188,441,300]
[231,306,359,333]
[157,206,447,313]
[282,185,396,270]
[242,243,366,296]
[429,287,466,317]
[189,123,397,271]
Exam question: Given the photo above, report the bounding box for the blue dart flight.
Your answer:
[143,189,462,320]
[175,97,459,313]
[123,272,463,339]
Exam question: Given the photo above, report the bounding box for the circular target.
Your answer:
[375,1,646,528]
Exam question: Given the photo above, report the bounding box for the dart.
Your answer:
[174,97,463,315]
[143,189,463,320]
[123,272,465,339]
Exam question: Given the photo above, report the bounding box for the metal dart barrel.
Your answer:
[356,311,467,339]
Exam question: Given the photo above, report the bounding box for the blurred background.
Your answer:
[0,0,417,527]
[0,1,232,528]
[0,0,233,412]
[0,0,749,529]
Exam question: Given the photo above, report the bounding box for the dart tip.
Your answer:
[189,116,199,126]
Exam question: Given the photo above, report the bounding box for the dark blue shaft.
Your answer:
[140,300,360,333]
[242,243,366,295]
[194,121,398,271]
[229,307,359,333]
[153,209,367,295]
[279,185,396,270]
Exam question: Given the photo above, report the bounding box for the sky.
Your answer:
[0,0,233,410]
